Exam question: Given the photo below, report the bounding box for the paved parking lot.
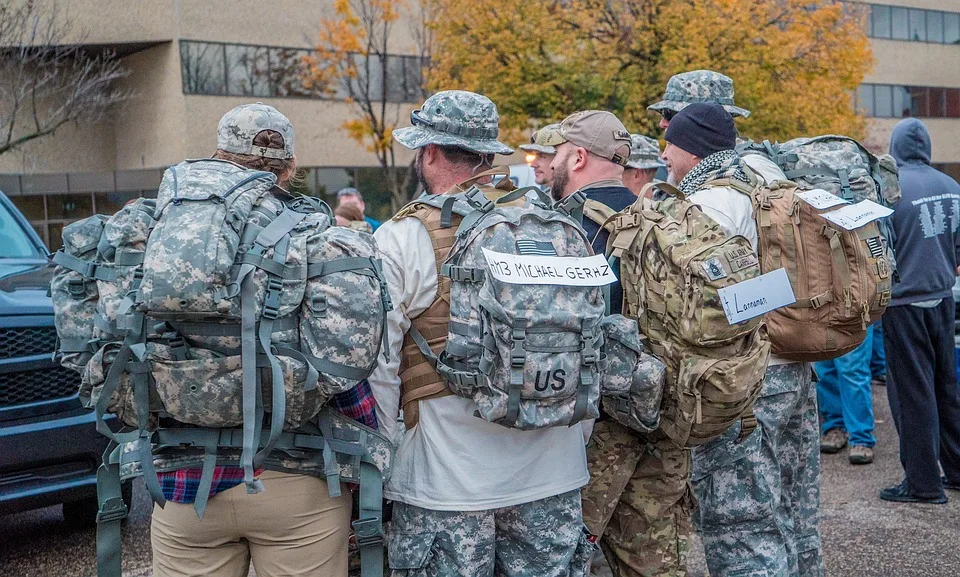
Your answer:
[2,382,959,577]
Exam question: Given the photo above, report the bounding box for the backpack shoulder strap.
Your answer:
[582,199,619,230]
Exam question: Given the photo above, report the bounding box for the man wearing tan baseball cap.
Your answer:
[544,111,635,270]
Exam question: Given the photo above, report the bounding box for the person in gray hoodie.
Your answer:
[880,118,960,504]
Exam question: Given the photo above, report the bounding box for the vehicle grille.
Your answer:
[0,327,58,360]
[0,365,80,407]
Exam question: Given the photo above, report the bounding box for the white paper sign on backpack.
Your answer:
[821,199,894,230]
[795,189,850,210]
[481,248,617,286]
[718,268,797,325]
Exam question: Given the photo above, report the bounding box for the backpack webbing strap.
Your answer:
[95,442,127,577]
[822,227,854,309]
[235,209,307,494]
[52,250,117,282]
[128,344,166,507]
[505,318,527,427]
[582,199,619,233]
[355,460,385,577]
[254,234,292,470]
[571,324,599,424]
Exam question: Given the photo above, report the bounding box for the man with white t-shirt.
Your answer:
[661,101,823,577]
[369,90,593,576]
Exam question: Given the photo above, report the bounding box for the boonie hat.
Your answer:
[217,102,295,159]
[540,110,632,166]
[648,70,751,118]
[393,90,514,155]
[626,134,665,170]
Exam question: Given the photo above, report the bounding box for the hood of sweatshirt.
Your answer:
[889,117,931,166]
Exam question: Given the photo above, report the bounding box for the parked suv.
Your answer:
[0,190,129,525]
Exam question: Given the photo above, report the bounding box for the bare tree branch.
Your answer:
[0,1,133,157]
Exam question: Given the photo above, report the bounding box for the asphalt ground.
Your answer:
[2,381,959,576]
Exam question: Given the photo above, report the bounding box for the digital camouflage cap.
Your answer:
[540,110,632,166]
[217,102,295,159]
[647,70,751,118]
[626,134,665,170]
[393,90,514,155]
[519,123,561,155]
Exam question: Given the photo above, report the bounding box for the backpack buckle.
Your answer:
[464,186,494,212]
[262,277,283,320]
[510,322,527,368]
[614,213,641,229]
[352,516,383,547]
[95,497,128,524]
[67,278,87,297]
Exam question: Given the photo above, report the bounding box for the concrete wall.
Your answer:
[866,118,960,162]
[113,43,186,170]
[867,40,960,86]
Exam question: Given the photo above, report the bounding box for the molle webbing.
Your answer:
[398,204,459,429]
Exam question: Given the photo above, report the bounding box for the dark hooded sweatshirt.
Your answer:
[579,182,637,315]
[888,118,960,306]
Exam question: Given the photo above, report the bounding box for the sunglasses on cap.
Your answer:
[661,109,678,122]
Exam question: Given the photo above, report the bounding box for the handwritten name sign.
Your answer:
[481,248,617,286]
[718,268,797,325]
[821,199,894,230]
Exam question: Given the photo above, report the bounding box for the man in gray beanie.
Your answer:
[664,103,824,577]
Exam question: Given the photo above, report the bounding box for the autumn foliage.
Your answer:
[430,0,873,144]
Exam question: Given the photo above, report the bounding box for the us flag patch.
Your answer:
[516,240,558,256]
[865,237,884,259]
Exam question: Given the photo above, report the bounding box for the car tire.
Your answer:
[62,481,134,528]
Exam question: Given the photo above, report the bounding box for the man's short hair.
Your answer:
[437,144,495,169]
[336,187,363,200]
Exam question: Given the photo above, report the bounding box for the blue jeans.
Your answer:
[814,325,877,448]
[870,321,886,379]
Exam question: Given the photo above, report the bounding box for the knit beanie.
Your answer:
[664,102,737,159]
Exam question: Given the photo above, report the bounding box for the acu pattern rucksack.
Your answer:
[396,172,606,430]
[51,159,393,577]
[604,183,771,447]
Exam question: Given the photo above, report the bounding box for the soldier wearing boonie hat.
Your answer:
[623,134,665,197]
[519,123,561,189]
[372,91,593,577]
[648,70,751,129]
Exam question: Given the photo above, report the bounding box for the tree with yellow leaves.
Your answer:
[308,0,434,211]
[431,0,872,144]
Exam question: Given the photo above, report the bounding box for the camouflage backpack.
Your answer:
[733,152,894,361]
[605,183,771,447]
[51,159,393,577]
[598,314,666,435]
[400,184,606,429]
[741,135,901,276]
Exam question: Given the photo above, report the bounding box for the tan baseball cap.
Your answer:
[540,110,632,166]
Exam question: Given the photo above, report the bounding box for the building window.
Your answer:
[860,84,960,118]
[179,40,424,102]
[867,4,960,45]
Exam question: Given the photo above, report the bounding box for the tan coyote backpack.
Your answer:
[715,172,892,361]
[605,183,770,447]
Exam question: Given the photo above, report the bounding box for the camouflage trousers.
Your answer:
[582,420,693,577]
[385,489,594,577]
[691,362,823,577]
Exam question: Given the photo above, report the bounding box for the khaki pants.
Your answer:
[151,470,352,577]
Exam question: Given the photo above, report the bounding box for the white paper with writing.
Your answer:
[481,248,617,286]
[795,189,850,210]
[821,199,894,230]
[718,267,797,325]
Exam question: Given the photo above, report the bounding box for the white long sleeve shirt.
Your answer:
[369,216,589,512]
